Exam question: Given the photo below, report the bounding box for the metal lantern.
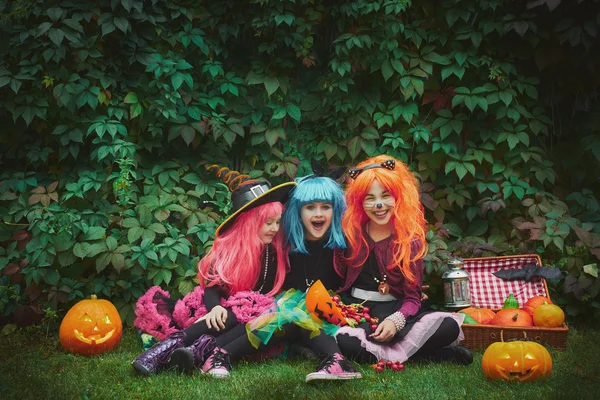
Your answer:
[442,258,472,310]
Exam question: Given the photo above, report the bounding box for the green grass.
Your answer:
[1,326,599,400]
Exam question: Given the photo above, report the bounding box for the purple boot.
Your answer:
[132,331,186,376]
[168,334,217,373]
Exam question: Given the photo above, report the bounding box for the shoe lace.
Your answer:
[316,354,356,373]
[210,349,231,370]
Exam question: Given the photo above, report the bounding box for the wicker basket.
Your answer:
[459,254,568,351]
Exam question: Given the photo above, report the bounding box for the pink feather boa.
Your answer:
[172,286,208,329]
[222,291,276,323]
[136,286,277,331]
[133,286,180,340]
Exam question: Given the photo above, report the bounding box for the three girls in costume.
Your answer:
[204,163,362,381]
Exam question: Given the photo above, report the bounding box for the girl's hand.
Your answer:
[369,319,397,342]
[203,305,228,331]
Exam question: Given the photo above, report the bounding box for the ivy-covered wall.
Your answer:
[1,0,599,326]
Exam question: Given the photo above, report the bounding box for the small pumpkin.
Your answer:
[491,309,533,327]
[533,304,565,328]
[459,312,479,325]
[523,296,552,316]
[460,307,496,324]
[305,280,346,326]
[503,293,519,309]
[59,295,123,355]
[482,339,553,381]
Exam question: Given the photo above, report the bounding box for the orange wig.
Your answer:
[343,155,428,283]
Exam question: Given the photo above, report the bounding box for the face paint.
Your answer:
[363,180,396,226]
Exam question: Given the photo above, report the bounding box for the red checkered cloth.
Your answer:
[463,255,548,309]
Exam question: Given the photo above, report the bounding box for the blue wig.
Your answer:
[282,176,347,254]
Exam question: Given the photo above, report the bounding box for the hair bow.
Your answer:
[347,159,395,179]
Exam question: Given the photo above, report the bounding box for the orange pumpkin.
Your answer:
[523,296,552,316]
[305,280,346,326]
[460,307,496,324]
[491,309,533,327]
[522,305,537,317]
[59,295,123,355]
[533,304,565,328]
[482,339,553,381]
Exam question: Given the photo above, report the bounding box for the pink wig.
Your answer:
[198,202,287,296]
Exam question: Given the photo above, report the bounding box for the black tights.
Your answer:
[220,323,340,361]
[337,316,460,363]
[182,311,239,346]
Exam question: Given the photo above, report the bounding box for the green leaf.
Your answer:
[44,269,60,285]
[138,205,152,227]
[381,59,394,82]
[106,236,118,251]
[265,127,283,146]
[171,72,185,90]
[272,107,287,120]
[123,92,138,104]
[583,263,598,278]
[263,76,280,96]
[113,17,129,33]
[128,227,144,243]
[48,29,65,45]
[122,218,140,228]
[148,223,166,234]
[84,226,106,241]
[73,242,90,259]
[347,136,361,160]
[286,104,301,122]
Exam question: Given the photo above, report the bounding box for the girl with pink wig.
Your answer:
[131,167,295,376]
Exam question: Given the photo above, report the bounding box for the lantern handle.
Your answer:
[500,330,504,342]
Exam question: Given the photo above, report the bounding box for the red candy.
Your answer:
[374,359,405,373]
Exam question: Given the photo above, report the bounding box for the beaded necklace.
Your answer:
[256,245,269,292]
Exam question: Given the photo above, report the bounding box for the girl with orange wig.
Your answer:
[334,155,473,365]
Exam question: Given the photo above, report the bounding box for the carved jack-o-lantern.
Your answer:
[482,339,553,382]
[59,295,123,355]
[305,280,347,326]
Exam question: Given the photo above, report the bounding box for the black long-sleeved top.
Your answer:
[204,244,278,311]
[284,237,342,292]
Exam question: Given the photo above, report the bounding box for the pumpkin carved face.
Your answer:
[482,340,552,382]
[305,280,346,326]
[59,295,123,355]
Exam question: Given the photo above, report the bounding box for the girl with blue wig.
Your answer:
[243,162,363,382]
[280,173,347,292]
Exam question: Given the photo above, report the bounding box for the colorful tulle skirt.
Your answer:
[245,289,340,349]
[335,311,465,363]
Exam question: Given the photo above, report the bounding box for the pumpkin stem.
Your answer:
[91,294,97,300]
[512,313,518,321]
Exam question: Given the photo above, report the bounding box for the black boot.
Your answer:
[132,331,186,376]
[168,334,216,373]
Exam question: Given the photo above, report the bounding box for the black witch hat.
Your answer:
[206,165,296,236]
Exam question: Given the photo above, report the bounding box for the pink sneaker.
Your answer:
[201,347,231,378]
[305,353,362,382]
